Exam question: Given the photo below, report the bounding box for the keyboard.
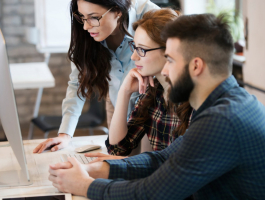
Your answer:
[60,154,97,164]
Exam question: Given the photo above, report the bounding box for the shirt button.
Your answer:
[119,70,122,72]
[119,46,122,48]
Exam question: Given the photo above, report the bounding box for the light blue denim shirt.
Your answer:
[58,0,159,136]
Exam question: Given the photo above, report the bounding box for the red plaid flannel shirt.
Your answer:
[106,83,190,156]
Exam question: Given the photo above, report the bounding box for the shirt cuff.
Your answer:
[58,114,78,137]
[87,178,112,200]
[105,159,128,179]
[105,135,134,156]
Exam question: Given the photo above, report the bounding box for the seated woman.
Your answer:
[106,8,193,156]
[86,8,193,160]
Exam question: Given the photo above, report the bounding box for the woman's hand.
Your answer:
[33,133,71,154]
[120,68,154,95]
[108,67,154,145]
[84,152,127,163]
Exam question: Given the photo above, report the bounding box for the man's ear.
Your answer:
[189,57,204,77]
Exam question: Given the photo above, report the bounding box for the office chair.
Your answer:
[28,92,108,139]
[0,136,7,142]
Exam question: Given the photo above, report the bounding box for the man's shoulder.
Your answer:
[215,86,264,115]
[201,86,265,132]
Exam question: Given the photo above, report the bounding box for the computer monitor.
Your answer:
[0,29,32,186]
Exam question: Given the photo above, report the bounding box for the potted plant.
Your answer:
[206,0,244,53]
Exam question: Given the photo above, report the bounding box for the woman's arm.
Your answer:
[105,96,144,156]
[109,68,154,145]
[33,62,85,153]
[108,87,131,144]
[58,62,86,136]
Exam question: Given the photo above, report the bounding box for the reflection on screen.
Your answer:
[3,195,65,200]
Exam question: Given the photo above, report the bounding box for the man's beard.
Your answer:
[166,64,194,104]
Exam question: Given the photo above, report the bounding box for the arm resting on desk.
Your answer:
[87,115,239,200]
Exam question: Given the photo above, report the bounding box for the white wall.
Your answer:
[215,0,235,10]
[180,0,235,15]
[243,0,265,105]
[34,0,71,53]
[180,0,207,15]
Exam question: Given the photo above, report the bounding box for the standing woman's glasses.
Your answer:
[73,7,113,27]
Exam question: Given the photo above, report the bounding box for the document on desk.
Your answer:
[0,141,63,188]
[0,136,108,198]
[0,145,57,197]
[25,142,67,187]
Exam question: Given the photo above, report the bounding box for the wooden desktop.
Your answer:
[0,135,108,199]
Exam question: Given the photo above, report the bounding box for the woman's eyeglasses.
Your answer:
[128,41,165,57]
[73,7,113,27]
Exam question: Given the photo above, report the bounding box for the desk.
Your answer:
[10,62,55,139]
[0,135,108,199]
[10,62,55,90]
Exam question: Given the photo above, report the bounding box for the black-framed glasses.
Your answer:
[128,41,165,57]
[73,7,113,27]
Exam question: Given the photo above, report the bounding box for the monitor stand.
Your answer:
[0,170,33,187]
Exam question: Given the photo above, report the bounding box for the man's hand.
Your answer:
[33,133,71,154]
[49,157,93,197]
[85,152,127,163]
[49,161,73,170]
[50,159,111,180]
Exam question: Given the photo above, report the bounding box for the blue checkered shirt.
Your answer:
[87,76,265,200]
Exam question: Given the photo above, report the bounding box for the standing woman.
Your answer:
[85,8,192,161]
[33,0,159,153]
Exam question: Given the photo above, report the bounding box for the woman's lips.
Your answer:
[136,65,143,70]
[90,32,99,37]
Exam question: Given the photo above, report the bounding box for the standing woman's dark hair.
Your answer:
[68,0,132,100]
[32,0,160,154]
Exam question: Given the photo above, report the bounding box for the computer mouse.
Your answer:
[75,144,101,153]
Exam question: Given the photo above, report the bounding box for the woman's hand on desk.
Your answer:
[33,133,71,153]
[85,152,127,163]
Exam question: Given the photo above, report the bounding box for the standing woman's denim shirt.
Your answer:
[58,0,160,136]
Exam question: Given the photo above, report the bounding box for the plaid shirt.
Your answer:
[106,83,184,156]
[88,76,265,200]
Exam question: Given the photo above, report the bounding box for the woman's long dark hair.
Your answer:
[132,8,193,136]
[68,0,131,100]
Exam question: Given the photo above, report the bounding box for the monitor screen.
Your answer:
[3,195,65,200]
[0,29,31,186]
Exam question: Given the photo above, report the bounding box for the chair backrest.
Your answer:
[87,92,106,120]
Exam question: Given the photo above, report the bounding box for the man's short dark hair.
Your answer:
[161,13,234,76]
